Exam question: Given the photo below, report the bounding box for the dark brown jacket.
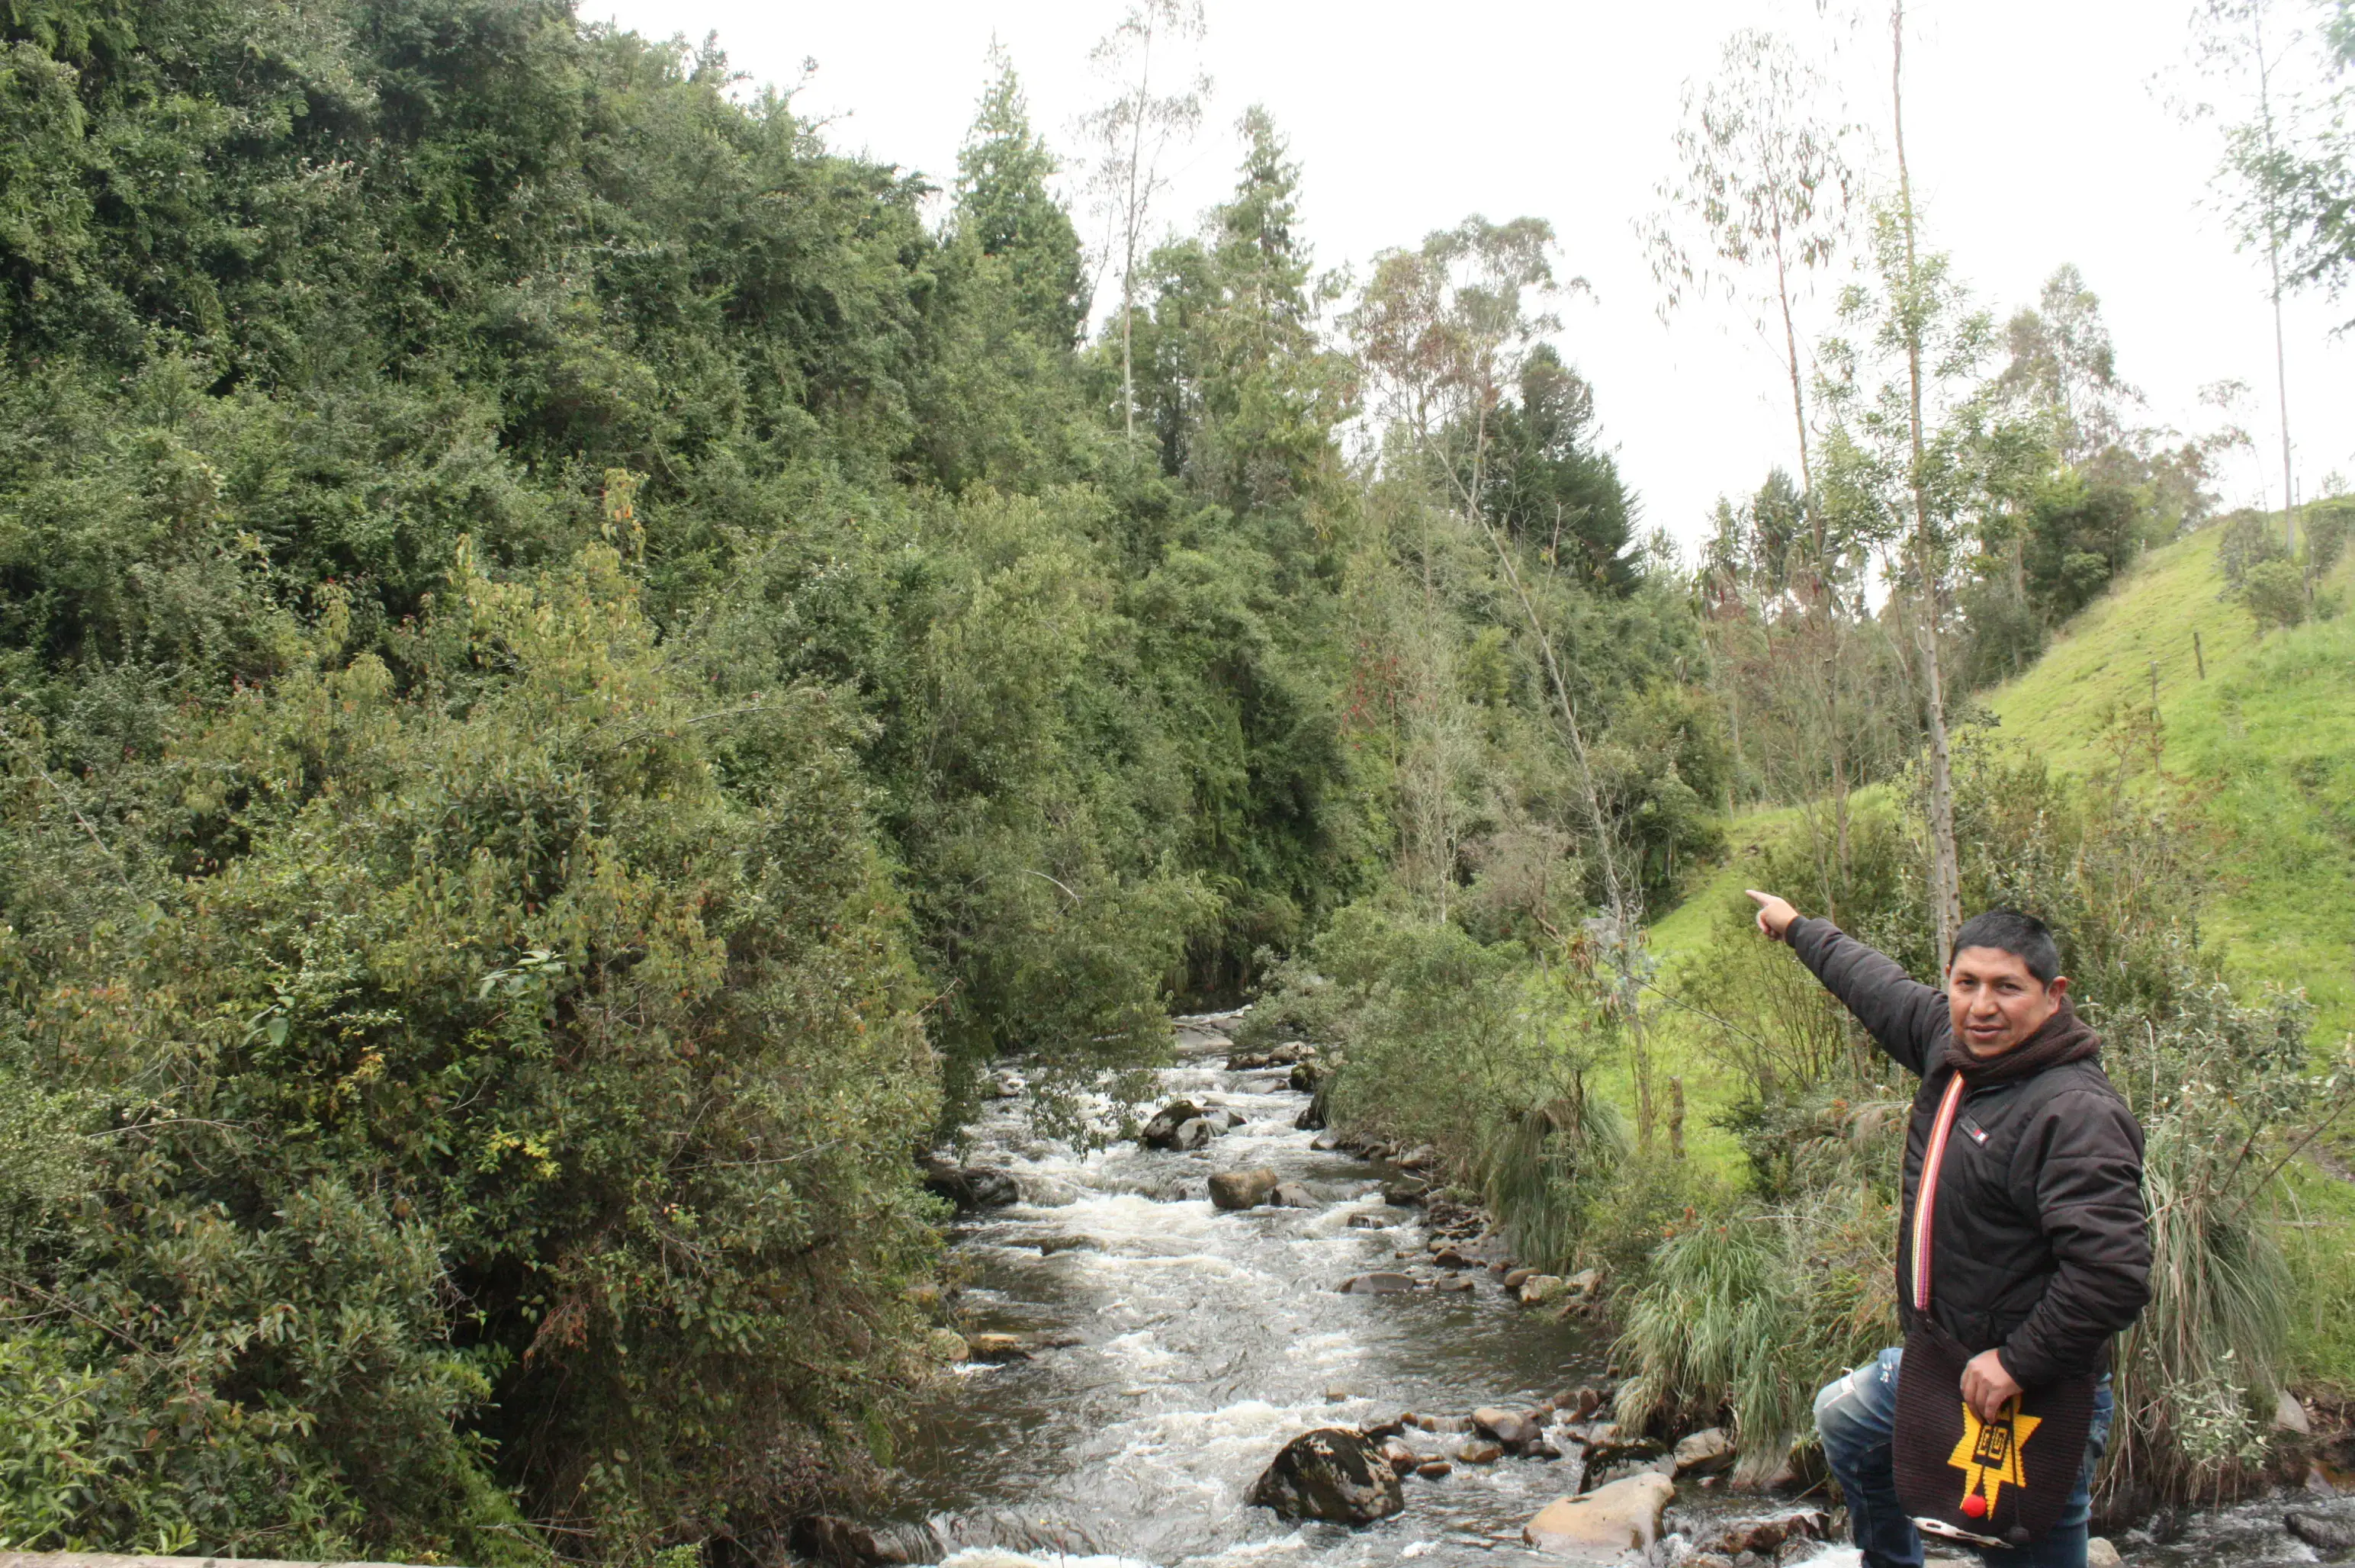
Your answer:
[1786,917,2150,1386]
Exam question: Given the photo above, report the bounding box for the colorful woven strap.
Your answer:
[1910,1072,1968,1313]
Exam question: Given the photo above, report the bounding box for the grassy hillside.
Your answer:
[1981,522,2355,1043]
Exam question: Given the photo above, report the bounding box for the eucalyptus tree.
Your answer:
[1643,28,1855,519]
[1997,264,2136,468]
[1347,218,1665,1147]
[1081,0,1209,445]
[2193,0,2310,548]
[1814,199,2016,959]
[1883,0,1964,962]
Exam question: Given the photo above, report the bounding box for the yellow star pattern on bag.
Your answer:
[1948,1396,2041,1518]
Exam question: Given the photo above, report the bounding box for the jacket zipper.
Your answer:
[1910,1072,1968,1313]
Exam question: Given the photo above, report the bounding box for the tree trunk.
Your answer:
[2254,8,2296,554]
[1891,0,1961,962]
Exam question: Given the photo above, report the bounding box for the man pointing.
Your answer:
[1746,891,2149,1568]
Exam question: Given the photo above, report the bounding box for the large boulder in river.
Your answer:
[920,1158,1020,1210]
[1209,1167,1281,1210]
[1521,1473,1675,1558]
[1245,1428,1404,1524]
[1171,1117,1214,1151]
[1141,1100,1206,1149]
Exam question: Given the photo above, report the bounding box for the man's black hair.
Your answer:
[1950,908,2061,985]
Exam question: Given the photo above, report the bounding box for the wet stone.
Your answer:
[1139,1100,1206,1149]
[1209,1166,1280,1210]
[2289,1511,2355,1550]
[1338,1271,1417,1295]
[1522,1473,1674,1557]
[1457,1438,1505,1464]
[1474,1408,1541,1447]
[1245,1427,1405,1525]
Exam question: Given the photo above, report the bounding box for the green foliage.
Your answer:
[2242,556,2309,631]
[2,551,941,1554]
[1615,1187,1896,1480]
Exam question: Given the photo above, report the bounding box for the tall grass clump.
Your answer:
[1615,1187,1896,1483]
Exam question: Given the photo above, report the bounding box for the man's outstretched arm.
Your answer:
[1747,891,1948,1078]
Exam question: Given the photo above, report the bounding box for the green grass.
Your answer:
[1981,522,2355,1045]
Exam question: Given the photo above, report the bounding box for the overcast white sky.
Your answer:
[593,0,2353,554]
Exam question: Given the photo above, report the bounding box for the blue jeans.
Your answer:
[1814,1347,2113,1568]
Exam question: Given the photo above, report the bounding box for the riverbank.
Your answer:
[854,1014,2355,1568]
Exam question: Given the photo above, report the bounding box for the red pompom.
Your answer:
[1961,1494,1989,1519]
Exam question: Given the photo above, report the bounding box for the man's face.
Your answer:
[1946,945,2066,1058]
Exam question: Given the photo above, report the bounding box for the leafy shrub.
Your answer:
[0,549,940,1557]
[2241,557,2309,632]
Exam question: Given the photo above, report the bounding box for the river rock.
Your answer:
[1380,1181,1428,1205]
[2276,1388,2315,1435]
[1346,1212,1388,1229]
[1566,1267,1603,1298]
[1503,1268,1534,1290]
[1518,1274,1566,1305]
[926,1329,970,1363]
[1688,1509,1830,1557]
[1245,1427,1405,1525]
[1271,1181,1319,1208]
[2288,1511,2355,1551]
[920,1159,1021,1210]
[1475,1407,1541,1447]
[2085,1540,2124,1568]
[1418,1458,1452,1478]
[1141,1100,1206,1148]
[1036,1235,1097,1255]
[792,1515,897,1566]
[967,1332,1031,1363]
[1458,1438,1505,1464]
[1312,1130,1344,1151]
[1295,1100,1326,1130]
[1339,1271,1417,1294]
[1379,1437,1421,1473]
[1169,1117,1213,1150]
[1674,1426,1738,1476]
[1522,1473,1675,1558]
[1436,1274,1474,1292]
[1395,1144,1440,1169]
[1210,1167,1281,1210]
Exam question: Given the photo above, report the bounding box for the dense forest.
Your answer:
[1,0,2350,1560]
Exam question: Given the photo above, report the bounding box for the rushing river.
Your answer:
[882,1014,2353,1568]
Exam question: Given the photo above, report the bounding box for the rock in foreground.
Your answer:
[1209,1166,1280,1210]
[1246,1427,1405,1524]
[2288,1511,2355,1551]
[1522,1473,1674,1559]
